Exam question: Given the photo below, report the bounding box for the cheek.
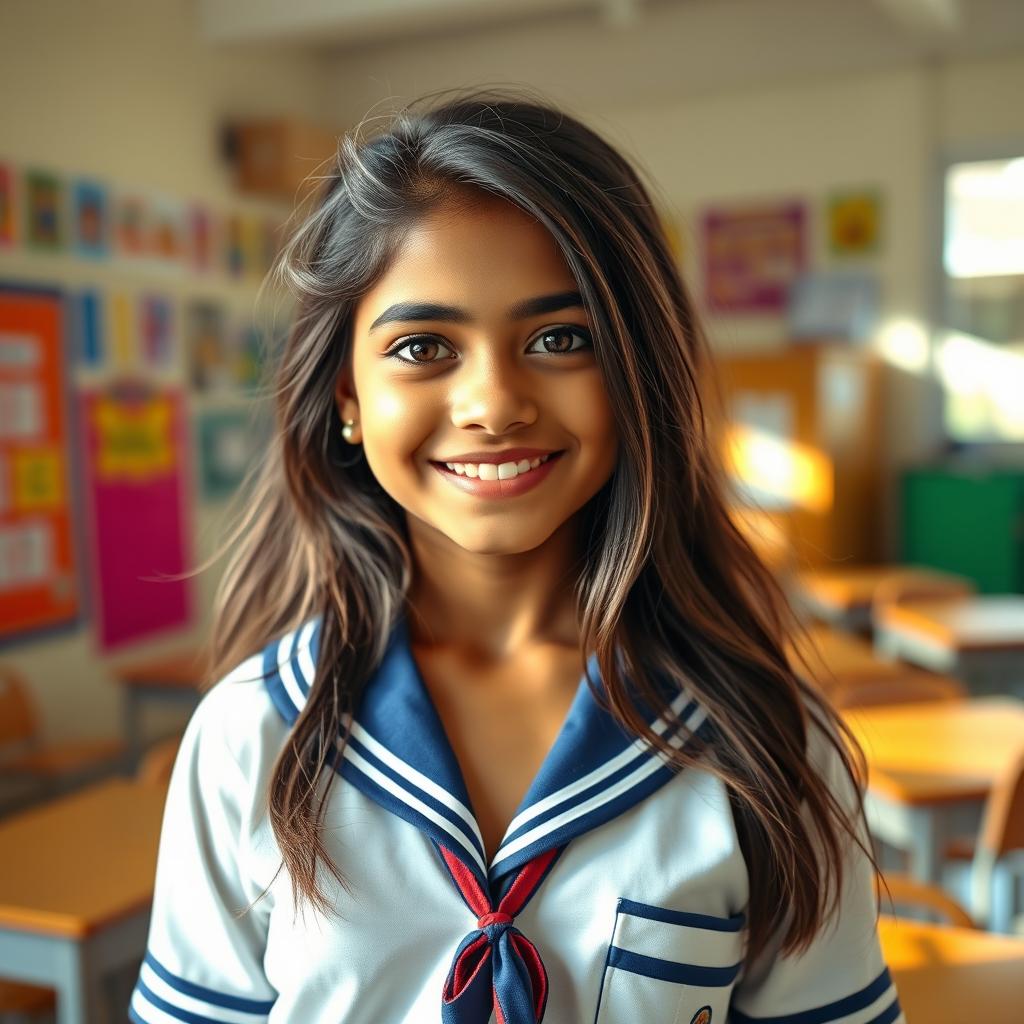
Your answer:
[570,377,619,458]
[353,402,430,498]
[361,387,434,457]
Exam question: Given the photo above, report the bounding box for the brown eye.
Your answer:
[528,327,592,355]
[385,335,453,364]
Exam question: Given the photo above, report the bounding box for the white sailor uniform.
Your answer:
[129,610,906,1024]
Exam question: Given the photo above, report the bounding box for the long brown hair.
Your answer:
[197,85,881,970]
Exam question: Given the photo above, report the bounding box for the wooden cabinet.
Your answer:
[226,117,338,201]
[712,343,882,573]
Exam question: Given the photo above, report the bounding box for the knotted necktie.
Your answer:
[439,844,561,1024]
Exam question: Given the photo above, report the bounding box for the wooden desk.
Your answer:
[843,697,1024,883]
[880,914,1024,1024]
[795,565,972,632]
[0,777,168,1024]
[112,649,207,769]
[787,623,921,694]
[875,595,1024,698]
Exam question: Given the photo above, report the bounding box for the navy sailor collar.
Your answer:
[262,610,710,894]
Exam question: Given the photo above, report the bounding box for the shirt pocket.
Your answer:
[594,897,746,1024]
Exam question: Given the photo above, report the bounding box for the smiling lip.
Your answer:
[430,450,565,498]
[431,447,560,464]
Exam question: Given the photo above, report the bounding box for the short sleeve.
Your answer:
[129,656,280,1024]
[728,717,907,1024]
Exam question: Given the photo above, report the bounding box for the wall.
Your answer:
[0,0,333,743]
[3,0,1023,743]
[322,32,1024,558]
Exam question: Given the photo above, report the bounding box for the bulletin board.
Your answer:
[80,380,193,650]
[702,200,807,312]
[0,284,80,641]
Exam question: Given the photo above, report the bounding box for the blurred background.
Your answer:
[2,1,1024,1022]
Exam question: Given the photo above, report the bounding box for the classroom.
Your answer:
[1,1,1023,1022]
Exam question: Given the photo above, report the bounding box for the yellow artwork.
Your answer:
[11,447,64,512]
[828,189,881,255]
[94,394,175,481]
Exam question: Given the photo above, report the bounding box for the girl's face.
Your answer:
[340,194,619,556]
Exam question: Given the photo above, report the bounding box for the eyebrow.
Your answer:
[368,290,586,333]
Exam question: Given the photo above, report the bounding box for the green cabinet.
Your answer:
[901,464,1024,593]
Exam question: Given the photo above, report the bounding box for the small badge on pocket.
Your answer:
[689,1008,712,1024]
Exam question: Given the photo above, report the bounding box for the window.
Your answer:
[938,155,1024,442]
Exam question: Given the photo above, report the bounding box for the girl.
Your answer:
[129,88,905,1024]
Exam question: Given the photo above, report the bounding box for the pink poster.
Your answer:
[80,381,193,650]
[702,200,807,312]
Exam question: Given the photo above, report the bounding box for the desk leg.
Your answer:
[51,940,107,1024]
[906,808,939,884]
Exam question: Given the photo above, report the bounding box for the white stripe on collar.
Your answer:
[261,613,711,885]
[342,713,486,860]
[501,688,701,839]
[492,698,708,869]
[338,737,488,876]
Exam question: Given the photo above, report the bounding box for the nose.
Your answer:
[448,346,539,435]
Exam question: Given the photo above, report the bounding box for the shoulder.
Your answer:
[187,654,287,779]
[181,617,319,784]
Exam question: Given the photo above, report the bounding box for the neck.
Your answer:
[404,518,587,662]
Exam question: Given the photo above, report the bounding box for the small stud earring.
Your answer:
[341,419,357,441]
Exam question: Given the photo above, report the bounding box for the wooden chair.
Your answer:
[0,667,68,1021]
[0,979,55,1023]
[0,665,128,805]
[878,872,977,928]
[831,673,967,710]
[135,734,182,786]
[942,746,1024,934]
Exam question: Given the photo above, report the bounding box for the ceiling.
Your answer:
[197,0,1024,58]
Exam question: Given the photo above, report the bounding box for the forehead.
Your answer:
[353,196,578,326]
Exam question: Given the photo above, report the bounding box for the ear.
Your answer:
[334,352,357,418]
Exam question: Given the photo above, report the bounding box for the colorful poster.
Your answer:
[230,320,264,390]
[186,299,229,390]
[0,164,16,248]
[76,289,105,368]
[114,192,149,259]
[787,270,881,342]
[197,408,266,499]
[25,170,64,251]
[224,213,245,278]
[241,215,266,279]
[140,294,176,369]
[702,200,806,313]
[151,195,184,263]
[0,284,80,642]
[80,381,193,649]
[72,179,111,259]
[187,204,214,273]
[828,188,882,256]
[110,291,136,369]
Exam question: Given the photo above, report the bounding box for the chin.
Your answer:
[444,525,560,556]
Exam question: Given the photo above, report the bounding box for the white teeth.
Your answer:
[443,453,555,479]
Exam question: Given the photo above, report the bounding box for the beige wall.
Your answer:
[2,0,1023,743]
[324,41,1024,556]
[0,0,332,743]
